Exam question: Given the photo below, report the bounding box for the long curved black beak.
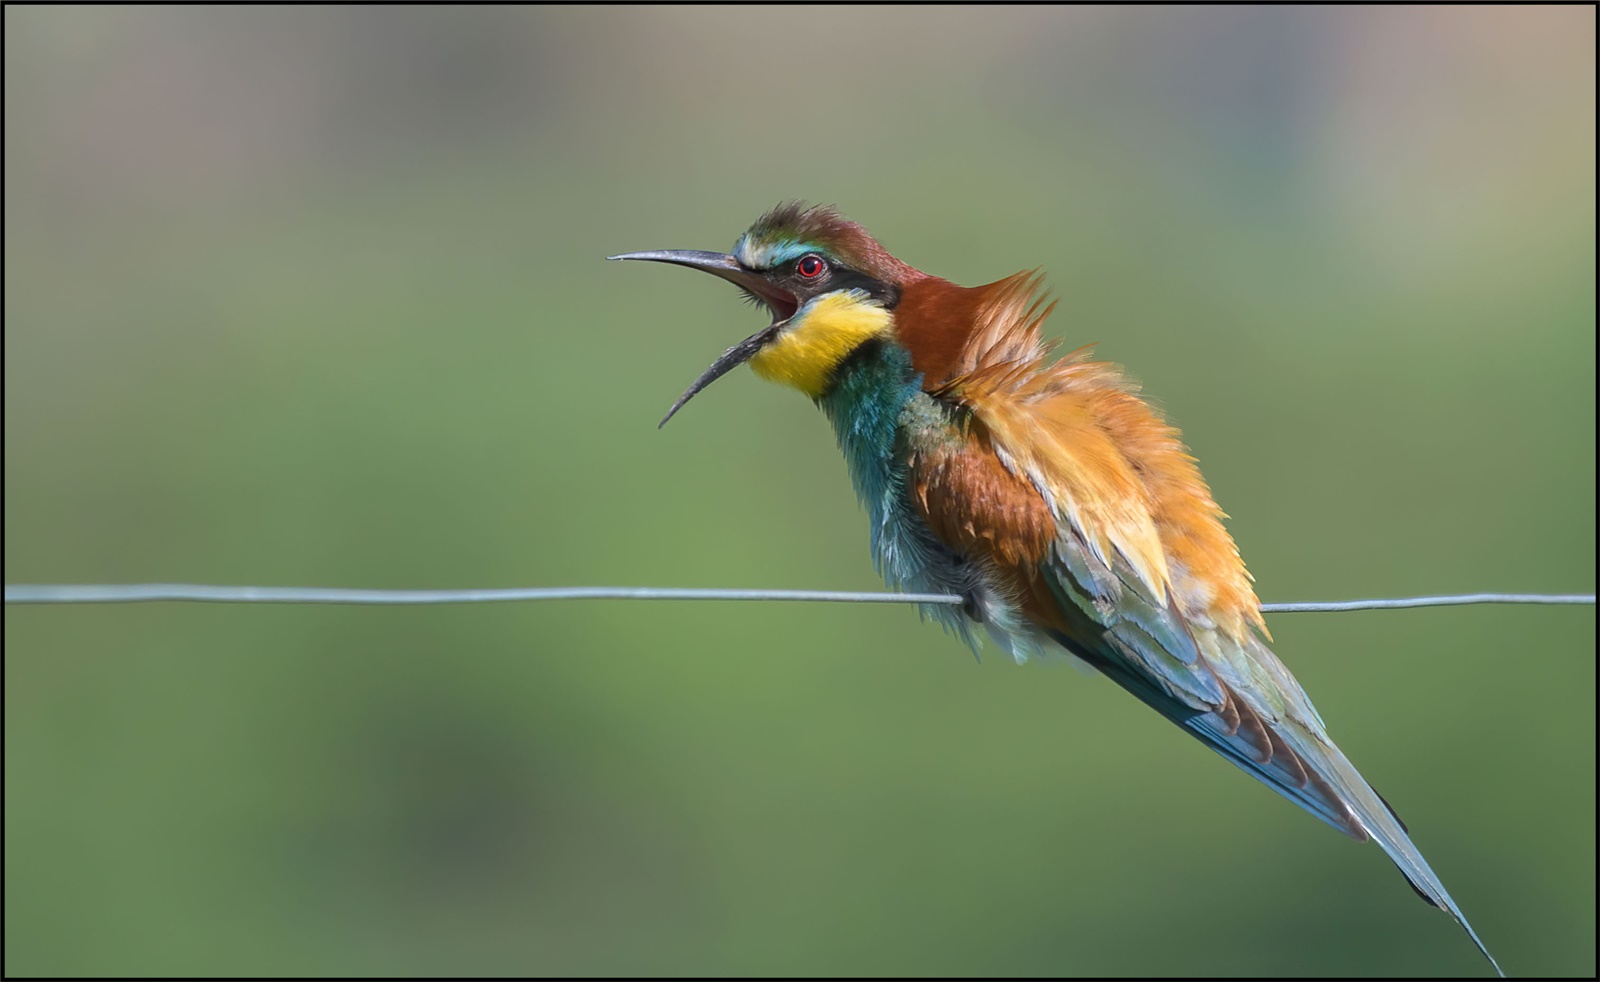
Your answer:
[608,250,786,428]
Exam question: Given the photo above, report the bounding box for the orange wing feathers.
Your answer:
[904,273,1264,642]
[900,272,1371,837]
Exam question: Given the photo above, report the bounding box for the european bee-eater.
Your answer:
[612,203,1501,976]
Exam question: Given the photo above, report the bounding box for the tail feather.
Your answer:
[1292,731,1506,977]
[1046,625,1504,976]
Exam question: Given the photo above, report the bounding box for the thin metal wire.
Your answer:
[2,583,1593,610]
[1260,594,1595,612]
[0,584,966,606]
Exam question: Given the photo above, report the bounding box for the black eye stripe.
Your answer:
[767,255,899,310]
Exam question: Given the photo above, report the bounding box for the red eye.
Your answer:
[797,255,825,278]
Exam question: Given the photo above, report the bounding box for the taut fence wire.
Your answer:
[4,584,1594,611]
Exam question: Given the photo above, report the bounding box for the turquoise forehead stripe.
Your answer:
[734,236,822,270]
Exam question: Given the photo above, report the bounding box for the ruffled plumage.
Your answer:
[892,269,1498,974]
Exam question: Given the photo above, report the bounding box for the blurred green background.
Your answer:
[5,7,1593,977]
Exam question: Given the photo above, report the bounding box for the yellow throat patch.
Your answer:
[749,291,893,398]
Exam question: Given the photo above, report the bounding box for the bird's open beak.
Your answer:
[608,250,796,427]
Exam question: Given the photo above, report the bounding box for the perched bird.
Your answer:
[611,203,1501,976]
